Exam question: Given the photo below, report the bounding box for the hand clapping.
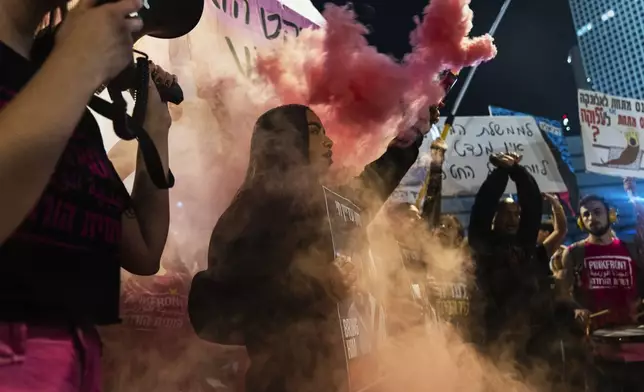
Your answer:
[490,152,522,169]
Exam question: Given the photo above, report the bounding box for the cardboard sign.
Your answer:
[578,89,644,178]
[392,116,567,202]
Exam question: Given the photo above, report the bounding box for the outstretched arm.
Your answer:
[420,139,447,228]
[350,127,425,219]
[542,193,568,258]
[350,106,440,219]
[468,167,509,250]
[509,165,543,250]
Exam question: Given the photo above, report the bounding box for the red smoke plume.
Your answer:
[255,0,497,168]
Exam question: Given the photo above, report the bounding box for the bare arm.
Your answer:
[420,139,447,228]
[468,168,509,251]
[0,51,101,243]
[347,130,423,222]
[542,194,567,258]
[509,165,542,250]
[119,73,171,276]
[559,247,575,299]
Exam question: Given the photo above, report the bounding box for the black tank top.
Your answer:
[0,42,130,325]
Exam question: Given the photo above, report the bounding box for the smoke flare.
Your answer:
[255,0,496,168]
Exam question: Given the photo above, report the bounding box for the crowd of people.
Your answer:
[1,0,644,392]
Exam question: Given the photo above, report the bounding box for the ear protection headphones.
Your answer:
[576,199,618,231]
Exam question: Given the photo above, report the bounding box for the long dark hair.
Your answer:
[207,104,325,275]
[240,104,311,189]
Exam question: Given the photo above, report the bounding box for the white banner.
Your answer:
[392,116,567,201]
[578,89,644,178]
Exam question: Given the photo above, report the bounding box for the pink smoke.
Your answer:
[407,0,498,74]
[255,0,496,168]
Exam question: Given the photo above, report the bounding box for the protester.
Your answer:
[468,153,560,369]
[189,104,430,392]
[560,190,644,390]
[561,195,644,328]
[382,109,455,333]
[0,0,172,390]
[416,135,470,328]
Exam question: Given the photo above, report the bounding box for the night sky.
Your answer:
[311,0,581,133]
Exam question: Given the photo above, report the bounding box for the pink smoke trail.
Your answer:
[255,0,497,169]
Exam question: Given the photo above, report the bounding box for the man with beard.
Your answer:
[561,195,644,390]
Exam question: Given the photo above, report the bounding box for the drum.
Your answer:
[591,326,644,363]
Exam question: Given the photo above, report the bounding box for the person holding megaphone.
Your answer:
[0,0,180,390]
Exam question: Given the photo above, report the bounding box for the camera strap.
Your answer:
[32,27,175,190]
[89,90,175,190]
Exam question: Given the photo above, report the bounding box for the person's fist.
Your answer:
[490,152,522,169]
[574,308,590,326]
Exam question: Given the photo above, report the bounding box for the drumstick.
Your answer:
[585,309,610,337]
[590,309,610,319]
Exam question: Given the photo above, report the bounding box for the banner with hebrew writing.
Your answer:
[200,0,319,78]
[393,116,566,199]
[488,105,578,214]
[323,187,388,392]
[578,89,644,178]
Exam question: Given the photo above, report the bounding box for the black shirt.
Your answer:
[0,42,130,325]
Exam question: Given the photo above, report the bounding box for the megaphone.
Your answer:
[96,0,205,103]
[84,0,205,190]
[135,0,205,39]
[32,0,205,190]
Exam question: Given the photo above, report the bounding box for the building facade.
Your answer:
[568,0,644,99]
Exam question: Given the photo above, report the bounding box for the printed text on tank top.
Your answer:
[0,41,129,324]
[0,43,128,252]
[581,238,639,327]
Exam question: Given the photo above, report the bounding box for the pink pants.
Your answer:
[0,322,102,392]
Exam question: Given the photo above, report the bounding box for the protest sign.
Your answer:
[439,116,566,196]
[199,0,320,79]
[323,187,387,392]
[393,116,566,200]
[489,106,578,214]
[577,89,644,178]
